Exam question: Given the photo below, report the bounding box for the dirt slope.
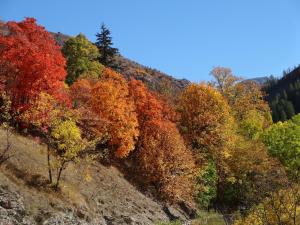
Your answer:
[0,128,189,225]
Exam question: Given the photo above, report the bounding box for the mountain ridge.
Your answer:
[0,21,190,97]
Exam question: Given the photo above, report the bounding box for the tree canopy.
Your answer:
[95,24,119,68]
[62,33,104,85]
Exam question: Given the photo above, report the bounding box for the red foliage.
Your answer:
[0,18,68,111]
[128,79,196,203]
[128,79,175,126]
[70,69,139,158]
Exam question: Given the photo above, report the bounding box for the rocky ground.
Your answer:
[0,129,190,225]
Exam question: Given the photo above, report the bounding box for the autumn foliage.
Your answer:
[0,18,68,111]
[178,83,233,151]
[128,79,196,203]
[71,69,139,158]
[90,69,139,157]
[1,18,299,221]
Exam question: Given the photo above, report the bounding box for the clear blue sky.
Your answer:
[1,0,300,82]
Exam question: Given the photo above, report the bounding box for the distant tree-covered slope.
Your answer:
[113,55,190,99]
[51,32,191,98]
[264,66,300,122]
[244,76,269,86]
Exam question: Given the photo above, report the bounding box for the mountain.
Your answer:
[0,22,190,99]
[113,55,190,98]
[244,76,269,86]
[264,66,300,122]
[52,32,190,98]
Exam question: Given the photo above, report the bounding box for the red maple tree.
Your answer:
[0,18,68,111]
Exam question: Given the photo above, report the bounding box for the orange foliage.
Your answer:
[70,69,139,158]
[70,79,92,108]
[210,67,271,125]
[21,92,59,131]
[178,83,233,150]
[128,79,175,125]
[70,79,100,140]
[138,120,196,202]
[0,18,68,111]
[128,79,196,203]
[232,81,271,122]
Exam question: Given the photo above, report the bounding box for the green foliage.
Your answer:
[270,97,295,122]
[264,67,300,122]
[194,211,226,225]
[62,33,104,85]
[195,161,217,208]
[239,110,265,140]
[262,113,300,179]
[155,220,182,225]
[95,24,119,68]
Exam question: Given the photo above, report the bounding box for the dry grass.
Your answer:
[0,128,171,223]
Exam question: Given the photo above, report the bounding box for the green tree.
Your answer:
[239,109,265,140]
[262,114,300,180]
[284,100,295,119]
[62,33,104,85]
[195,160,217,208]
[95,24,119,68]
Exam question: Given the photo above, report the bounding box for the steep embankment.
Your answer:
[0,128,189,225]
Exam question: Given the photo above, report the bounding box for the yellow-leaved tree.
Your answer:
[178,83,236,208]
[234,185,300,225]
[51,119,85,189]
[21,92,84,188]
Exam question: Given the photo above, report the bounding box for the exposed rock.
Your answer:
[0,185,35,225]
[0,129,193,225]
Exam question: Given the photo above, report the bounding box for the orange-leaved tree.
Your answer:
[178,83,234,152]
[128,79,196,204]
[0,18,68,112]
[70,69,139,158]
[90,69,139,157]
[178,83,236,208]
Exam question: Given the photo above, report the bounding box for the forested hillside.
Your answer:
[0,20,189,102]
[264,66,300,122]
[0,18,299,225]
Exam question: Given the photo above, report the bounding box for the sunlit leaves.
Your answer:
[128,79,196,204]
[178,83,232,151]
[262,114,300,180]
[71,69,139,158]
[62,33,104,85]
[0,18,68,111]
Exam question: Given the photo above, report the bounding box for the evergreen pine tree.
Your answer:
[284,100,295,119]
[279,108,287,121]
[95,24,119,68]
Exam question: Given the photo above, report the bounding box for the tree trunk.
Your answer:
[55,161,65,189]
[0,127,11,166]
[47,146,52,184]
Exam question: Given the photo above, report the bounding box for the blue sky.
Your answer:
[1,0,300,82]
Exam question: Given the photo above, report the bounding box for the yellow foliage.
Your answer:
[51,119,84,162]
[235,186,300,225]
